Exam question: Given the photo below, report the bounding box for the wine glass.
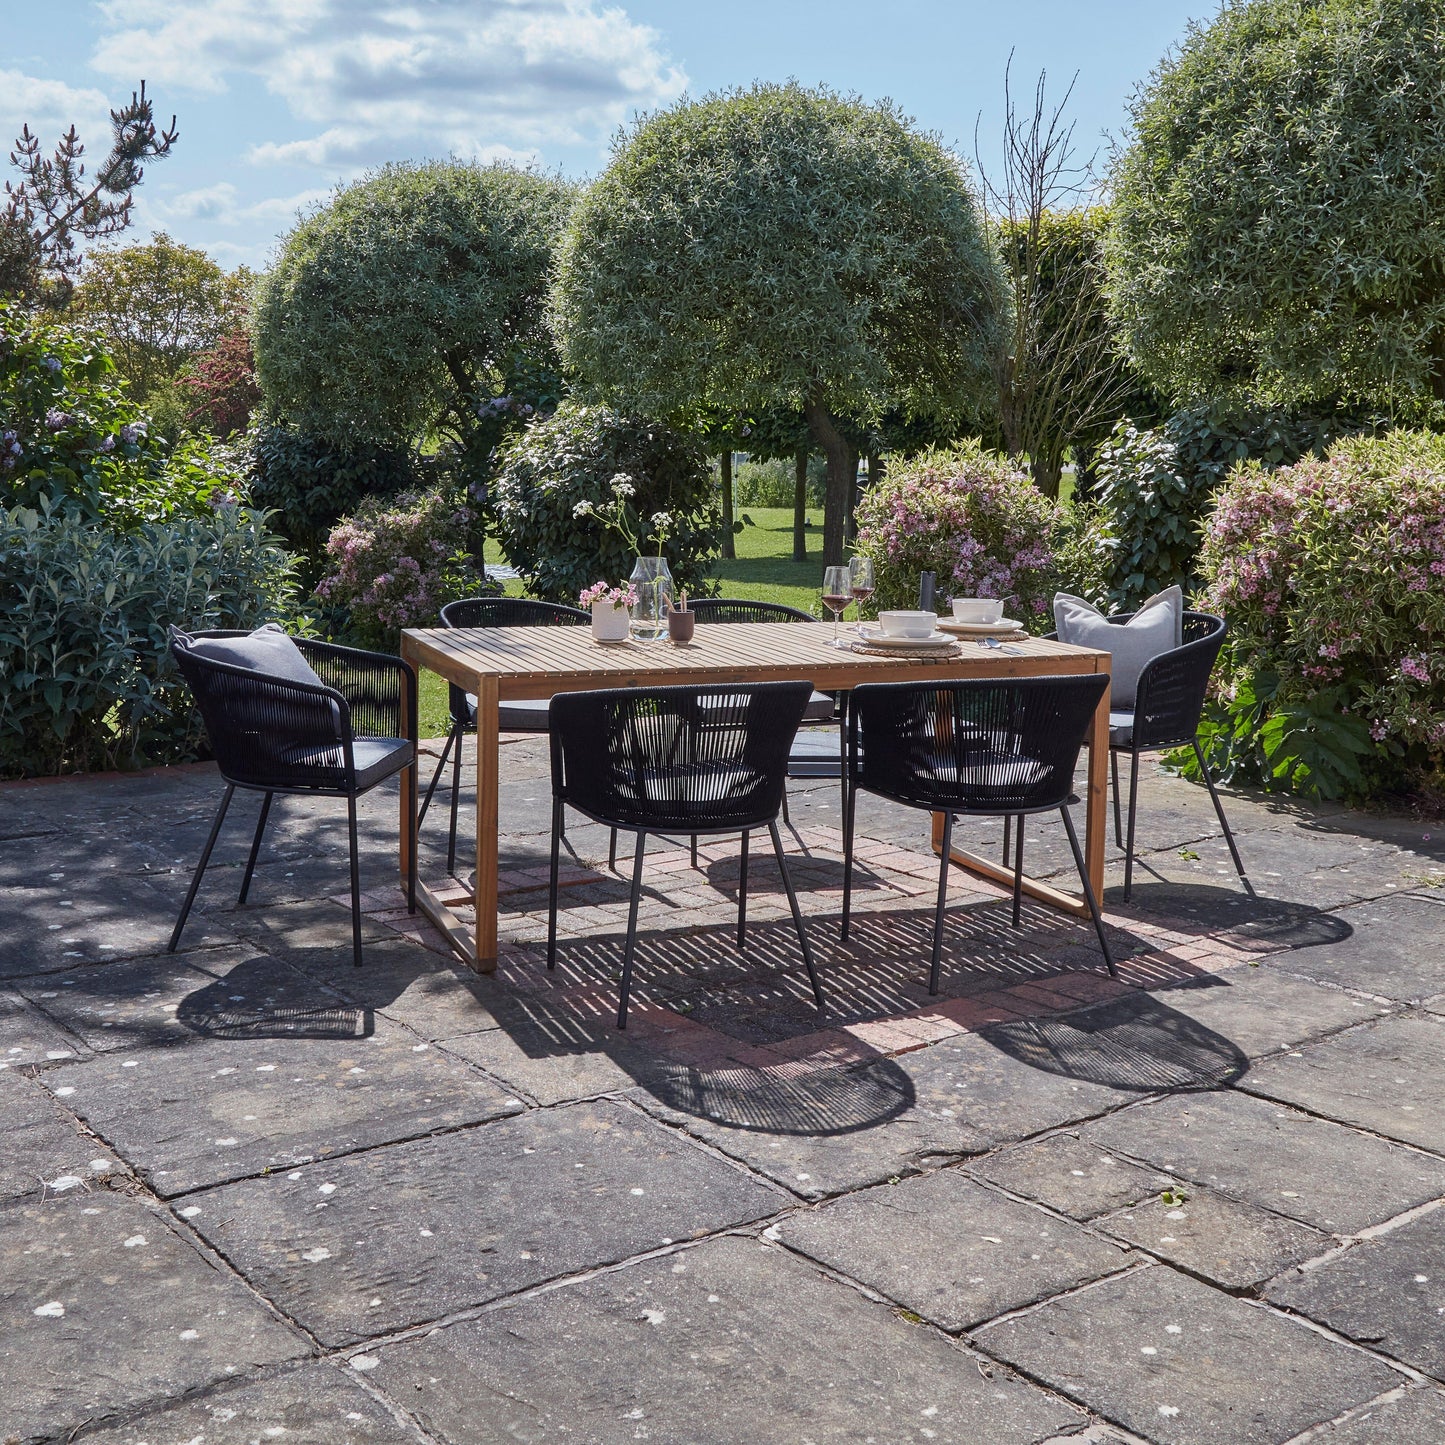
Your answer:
[848,556,875,633]
[822,565,851,648]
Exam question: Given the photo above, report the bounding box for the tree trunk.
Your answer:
[792,447,809,563]
[802,394,856,568]
[719,450,736,560]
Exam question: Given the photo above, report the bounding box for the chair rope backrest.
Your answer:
[1127,611,1226,750]
[687,598,816,625]
[550,681,813,831]
[850,674,1110,814]
[171,643,353,792]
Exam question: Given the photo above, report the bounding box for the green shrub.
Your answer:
[1094,404,1350,609]
[1194,431,1445,800]
[731,454,825,509]
[245,420,417,579]
[0,497,297,777]
[853,441,1057,622]
[491,402,719,604]
[315,488,490,649]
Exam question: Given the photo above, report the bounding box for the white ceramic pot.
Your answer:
[878,609,938,638]
[591,601,630,642]
[951,597,1004,624]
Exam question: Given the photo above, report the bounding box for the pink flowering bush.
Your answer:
[854,441,1057,621]
[316,488,488,647]
[1198,431,1445,799]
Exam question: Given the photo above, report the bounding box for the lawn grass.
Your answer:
[416,506,828,737]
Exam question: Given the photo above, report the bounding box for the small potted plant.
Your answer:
[579,580,637,642]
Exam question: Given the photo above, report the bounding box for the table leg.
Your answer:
[1084,672,1109,903]
[472,676,500,972]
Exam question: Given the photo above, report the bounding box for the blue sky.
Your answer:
[3,1,1212,271]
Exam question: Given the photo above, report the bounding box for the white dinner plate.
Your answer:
[854,629,956,649]
[936,618,1025,636]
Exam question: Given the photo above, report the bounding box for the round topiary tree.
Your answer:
[491,401,718,605]
[251,161,576,460]
[551,82,1001,566]
[1106,0,1445,411]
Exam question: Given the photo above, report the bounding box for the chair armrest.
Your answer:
[295,639,417,743]
[1131,627,1225,749]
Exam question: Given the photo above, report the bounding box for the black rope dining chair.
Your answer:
[168,628,417,968]
[417,596,589,875]
[1105,610,1246,900]
[546,681,824,1028]
[842,674,1115,995]
[687,597,843,831]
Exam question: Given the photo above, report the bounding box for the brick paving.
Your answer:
[2,734,1445,1442]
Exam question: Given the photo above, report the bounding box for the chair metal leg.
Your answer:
[837,697,848,829]
[237,791,273,904]
[547,799,563,970]
[929,811,955,995]
[1123,750,1140,901]
[446,719,464,876]
[1194,739,1247,882]
[618,832,647,1029]
[1111,749,1123,848]
[169,784,233,953]
[406,759,417,916]
[840,770,859,941]
[416,722,457,830]
[1060,804,1115,976]
[691,834,699,869]
[346,795,363,967]
[1011,813,1025,928]
[781,789,790,826]
[1002,813,1012,865]
[609,828,618,872]
[737,829,749,951]
[770,821,824,1014]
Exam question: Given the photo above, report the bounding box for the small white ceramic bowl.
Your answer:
[878,610,938,639]
[951,597,1004,624]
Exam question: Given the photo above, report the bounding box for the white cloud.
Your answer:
[91,0,685,172]
[0,69,115,155]
[154,181,333,229]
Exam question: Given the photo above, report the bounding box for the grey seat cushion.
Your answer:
[1053,587,1183,708]
[470,691,836,732]
[279,736,414,789]
[182,623,327,690]
[803,690,837,722]
[1109,710,1134,748]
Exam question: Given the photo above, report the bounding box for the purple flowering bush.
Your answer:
[1197,431,1445,799]
[316,488,489,648]
[854,442,1057,620]
[1,304,247,525]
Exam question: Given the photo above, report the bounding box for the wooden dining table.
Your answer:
[399,620,1112,972]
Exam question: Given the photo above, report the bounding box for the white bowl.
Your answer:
[951,597,1004,624]
[878,610,938,639]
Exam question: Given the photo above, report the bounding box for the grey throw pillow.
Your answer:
[178,624,328,691]
[1053,586,1183,708]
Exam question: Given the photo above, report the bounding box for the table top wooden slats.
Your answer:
[402,621,1111,699]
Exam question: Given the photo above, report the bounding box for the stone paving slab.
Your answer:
[1266,1206,1445,1378]
[16,948,342,1055]
[184,1099,784,1346]
[0,1071,120,1205]
[0,1193,304,1444]
[1097,1187,1329,1290]
[71,1361,417,1444]
[775,1167,1130,1331]
[1309,1388,1445,1443]
[1143,968,1387,1058]
[0,986,84,1070]
[1277,892,1445,1002]
[639,1021,1151,1201]
[970,1132,1171,1221]
[1085,1090,1445,1235]
[44,1018,525,1196]
[1242,1013,1445,1155]
[368,1233,1087,1445]
[975,1264,1403,1445]
[0,871,237,978]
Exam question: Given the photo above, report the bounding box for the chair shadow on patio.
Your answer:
[176,958,374,1041]
[1113,879,1354,953]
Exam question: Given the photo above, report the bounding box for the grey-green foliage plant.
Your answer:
[1106,0,1445,411]
[551,82,1001,567]
[491,402,718,605]
[1094,404,1350,609]
[0,496,297,777]
[251,162,576,462]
